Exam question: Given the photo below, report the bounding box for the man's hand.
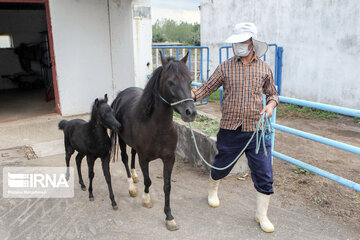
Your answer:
[191,90,195,100]
[260,100,277,118]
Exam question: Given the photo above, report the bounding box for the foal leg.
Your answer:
[119,139,136,197]
[139,157,152,208]
[87,156,95,201]
[130,148,139,183]
[64,144,74,181]
[101,156,118,209]
[75,153,86,191]
[162,155,179,231]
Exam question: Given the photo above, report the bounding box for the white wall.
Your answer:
[49,0,152,116]
[200,0,360,109]
[108,0,152,94]
[109,0,135,96]
[131,0,153,88]
[0,9,46,90]
[49,0,113,115]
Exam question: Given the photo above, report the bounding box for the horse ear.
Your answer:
[104,94,108,102]
[159,50,168,66]
[180,51,189,64]
[95,98,99,107]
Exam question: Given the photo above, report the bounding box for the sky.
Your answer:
[151,0,200,24]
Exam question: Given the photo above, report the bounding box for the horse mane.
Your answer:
[138,66,163,120]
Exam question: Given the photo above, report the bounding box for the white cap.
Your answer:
[225,22,268,58]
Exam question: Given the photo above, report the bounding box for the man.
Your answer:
[191,22,279,233]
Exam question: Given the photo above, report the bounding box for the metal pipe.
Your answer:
[189,49,192,71]
[219,47,222,64]
[194,49,197,82]
[273,151,360,192]
[152,46,209,49]
[279,96,360,118]
[200,48,203,83]
[272,123,360,155]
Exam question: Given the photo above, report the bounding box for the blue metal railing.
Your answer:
[272,152,360,191]
[152,46,210,105]
[279,96,360,118]
[273,97,360,192]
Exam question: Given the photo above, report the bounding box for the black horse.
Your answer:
[59,94,121,209]
[111,52,196,230]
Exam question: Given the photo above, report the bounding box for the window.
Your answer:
[0,34,14,48]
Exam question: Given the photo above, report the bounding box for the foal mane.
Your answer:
[90,98,107,122]
[139,56,182,120]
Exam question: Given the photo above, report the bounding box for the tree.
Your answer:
[152,19,200,46]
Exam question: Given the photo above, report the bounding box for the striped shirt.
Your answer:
[193,55,279,131]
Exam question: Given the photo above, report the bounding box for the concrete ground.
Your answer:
[0,114,359,240]
[0,89,56,122]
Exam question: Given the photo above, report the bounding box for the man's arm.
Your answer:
[260,69,279,118]
[192,65,224,101]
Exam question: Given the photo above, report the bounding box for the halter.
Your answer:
[159,95,194,106]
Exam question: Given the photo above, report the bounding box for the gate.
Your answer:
[152,46,210,105]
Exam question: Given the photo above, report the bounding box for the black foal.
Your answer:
[59,94,121,209]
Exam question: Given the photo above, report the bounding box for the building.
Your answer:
[200,0,360,109]
[0,0,152,118]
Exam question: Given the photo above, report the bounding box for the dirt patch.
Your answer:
[0,146,37,165]
[196,101,360,230]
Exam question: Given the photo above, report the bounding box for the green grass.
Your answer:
[313,197,323,205]
[190,85,221,103]
[293,167,310,175]
[277,103,341,120]
[173,112,220,137]
[354,118,360,124]
[208,90,221,102]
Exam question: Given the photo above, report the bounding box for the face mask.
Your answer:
[232,43,252,57]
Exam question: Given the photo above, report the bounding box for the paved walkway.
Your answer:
[0,114,359,240]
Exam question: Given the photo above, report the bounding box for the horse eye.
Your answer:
[168,80,175,87]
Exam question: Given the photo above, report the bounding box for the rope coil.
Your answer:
[188,113,273,171]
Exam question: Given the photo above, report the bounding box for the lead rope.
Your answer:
[158,95,194,106]
[188,113,273,171]
[159,94,274,170]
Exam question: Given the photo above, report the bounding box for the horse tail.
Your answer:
[58,120,68,130]
[110,130,118,162]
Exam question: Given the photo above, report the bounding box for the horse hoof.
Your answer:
[166,220,179,231]
[129,189,137,198]
[142,200,153,208]
[131,169,139,183]
[142,193,152,208]
[81,186,87,191]
[112,205,118,210]
[132,176,139,184]
[89,197,94,201]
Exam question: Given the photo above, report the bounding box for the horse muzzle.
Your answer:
[112,122,122,132]
[180,106,197,122]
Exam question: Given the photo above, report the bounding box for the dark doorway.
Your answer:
[0,1,57,122]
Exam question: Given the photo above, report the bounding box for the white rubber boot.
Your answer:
[255,192,275,233]
[208,176,220,207]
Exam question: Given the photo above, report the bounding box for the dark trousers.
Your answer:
[211,127,274,195]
